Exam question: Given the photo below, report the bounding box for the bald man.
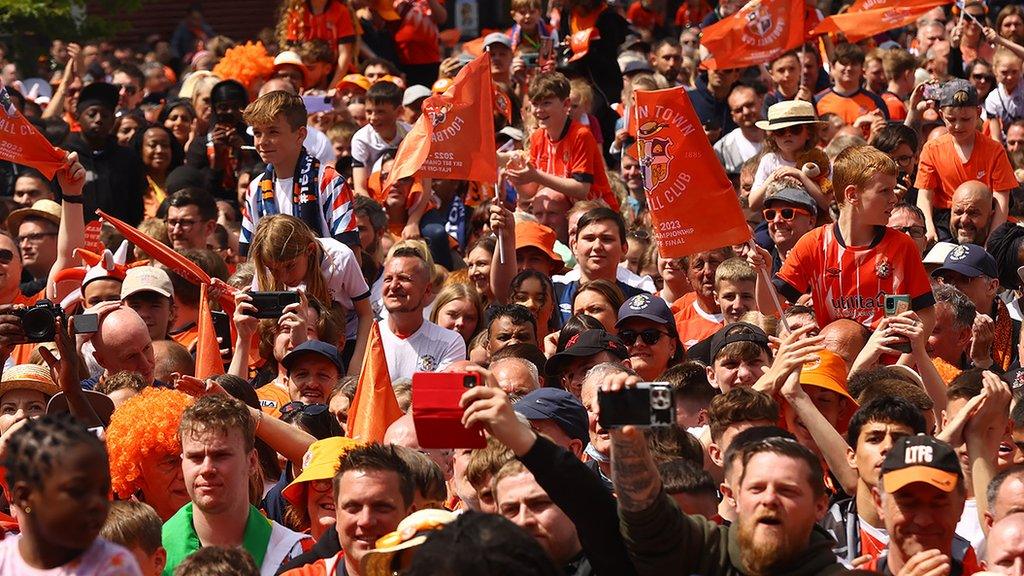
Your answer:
[984,513,1024,574]
[819,319,869,371]
[383,412,454,481]
[490,357,540,397]
[950,181,995,246]
[87,305,156,387]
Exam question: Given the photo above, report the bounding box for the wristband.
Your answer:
[62,195,84,204]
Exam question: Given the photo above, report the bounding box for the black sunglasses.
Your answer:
[280,402,330,417]
[0,249,13,265]
[619,328,668,346]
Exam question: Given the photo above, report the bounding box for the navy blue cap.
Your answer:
[513,388,590,446]
[616,293,677,337]
[931,243,998,279]
[281,340,343,373]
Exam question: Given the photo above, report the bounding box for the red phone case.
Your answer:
[411,372,486,449]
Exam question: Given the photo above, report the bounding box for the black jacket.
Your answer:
[64,134,145,225]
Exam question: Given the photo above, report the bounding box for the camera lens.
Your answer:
[464,375,476,388]
[22,307,55,341]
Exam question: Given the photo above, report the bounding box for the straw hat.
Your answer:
[755,100,826,131]
[361,509,459,576]
[6,199,61,234]
[0,364,59,399]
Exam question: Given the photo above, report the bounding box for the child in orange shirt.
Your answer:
[916,79,1019,243]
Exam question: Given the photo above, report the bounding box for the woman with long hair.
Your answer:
[136,125,184,219]
[430,282,485,346]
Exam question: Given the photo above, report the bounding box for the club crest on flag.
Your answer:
[425,103,451,127]
[637,121,672,191]
[745,6,774,36]
[0,86,14,117]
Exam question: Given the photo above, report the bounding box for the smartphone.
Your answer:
[247,291,301,319]
[71,313,99,335]
[539,37,555,69]
[412,372,486,449]
[884,294,913,353]
[922,83,942,101]
[521,53,539,68]
[302,95,333,114]
[211,310,232,354]
[598,382,675,429]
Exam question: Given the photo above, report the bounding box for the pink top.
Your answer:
[0,536,141,575]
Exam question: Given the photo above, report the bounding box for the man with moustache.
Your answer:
[714,83,766,176]
[672,247,734,349]
[949,181,995,246]
[607,368,844,576]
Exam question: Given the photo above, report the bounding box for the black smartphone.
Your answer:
[211,310,231,353]
[71,313,99,335]
[247,291,301,319]
[598,383,675,428]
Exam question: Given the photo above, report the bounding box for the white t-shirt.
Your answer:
[714,128,764,174]
[304,126,337,165]
[350,121,413,170]
[752,152,796,191]
[554,266,656,293]
[378,319,466,380]
[0,536,141,575]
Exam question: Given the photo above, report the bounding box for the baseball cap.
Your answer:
[881,434,962,493]
[120,266,174,299]
[616,293,677,337]
[431,77,454,94]
[708,322,771,363]
[621,58,654,75]
[513,388,589,446]
[930,243,998,279]
[282,436,363,508]
[515,221,563,269]
[498,126,524,142]
[764,186,817,216]
[483,32,513,50]
[337,74,371,93]
[545,330,628,377]
[77,82,118,114]
[938,79,979,108]
[619,34,651,54]
[281,340,343,374]
[402,85,432,107]
[923,241,957,266]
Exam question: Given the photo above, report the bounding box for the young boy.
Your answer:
[506,72,619,211]
[240,90,357,257]
[704,322,772,392]
[985,47,1024,141]
[916,79,1018,242]
[756,145,935,331]
[351,80,411,197]
[714,257,757,324]
[509,0,555,59]
[100,501,166,576]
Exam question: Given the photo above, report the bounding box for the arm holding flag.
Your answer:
[488,203,518,305]
[48,153,87,302]
[506,160,591,202]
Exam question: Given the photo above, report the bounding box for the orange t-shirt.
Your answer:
[256,382,291,419]
[880,91,907,122]
[775,224,935,330]
[570,4,606,33]
[529,119,619,211]
[813,87,889,126]
[626,2,664,30]
[285,0,357,47]
[672,292,723,349]
[914,132,1019,209]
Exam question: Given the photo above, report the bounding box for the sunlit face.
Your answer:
[142,127,172,173]
[181,427,254,515]
[618,318,675,381]
[853,172,898,227]
[138,451,189,521]
[950,189,993,245]
[715,279,756,324]
[511,277,553,334]
[530,96,570,132]
[877,482,965,561]
[0,389,47,434]
[770,55,800,94]
[163,106,193,144]
[497,471,581,565]
[652,44,682,78]
[116,116,141,146]
[253,116,306,168]
[466,246,492,298]
[575,221,625,281]
[382,256,431,314]
[707,351,769,391]
[487,316,537,354]
[287,355,340,404]
[727,86,760,129]
[435,297,479,343]
[336,469,410,569]
[572,289,617,334]
[686,250,728,301]
[941,106,981,139]
[995,56,1023,90]
[851,422,915,488]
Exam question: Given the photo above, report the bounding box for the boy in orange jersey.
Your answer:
[752,146,935,333]
[505,72,619,211]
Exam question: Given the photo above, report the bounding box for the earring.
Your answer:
[23,506,31,514]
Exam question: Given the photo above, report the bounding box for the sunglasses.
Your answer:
[762,207,811,221]
[971,73,994,82]
[772,124,806,136]
[114,83,138,95]
[619,328,669,346]
[0,249,13,265]
[309,479,333,493]
[894,225,926,239]
[280,402,330,417]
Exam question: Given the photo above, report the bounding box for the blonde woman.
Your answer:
[430,282,485,345]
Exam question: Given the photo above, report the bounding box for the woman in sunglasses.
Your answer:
[614,293,683,381]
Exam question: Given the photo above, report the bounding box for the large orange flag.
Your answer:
[0,80,67,178]
[634,88,750,258]
[346,321,402,442]
[700,0,811,70]
[195,283,224,380]
[813,0,950,42]
[384,52,497,189]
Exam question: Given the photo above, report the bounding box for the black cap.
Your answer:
[931,243,998,279]
[544,330,628,377]
[513,388,590,446]
[938,79,979,108]
[76,82,119,114]
[881,434,962,493]
[616,294,677,337]
[709,322,771,363]
[281,340,343,374]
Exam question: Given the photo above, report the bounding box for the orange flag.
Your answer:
[634,87,750,258]
[384,52,497,189]
[0,80,67,178]
[700,0,811,70]
[195,283,224,380]
[813,0,950,42]
[96,209,236,311]
[346,322,402,442]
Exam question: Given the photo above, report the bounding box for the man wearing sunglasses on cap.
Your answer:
[763,185,818,275]
[616,294,683,381]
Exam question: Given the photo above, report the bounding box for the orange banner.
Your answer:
[0,80,67,179]
[346,322,402,443]
[634,87,750,258]
[814,0,950,42]
[700,0,811,70]
[384,53,498,189]
[195,283,223,380]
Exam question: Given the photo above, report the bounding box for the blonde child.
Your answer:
[748,100,827,213]
[714,257,757,324]
[984,45,1024,140]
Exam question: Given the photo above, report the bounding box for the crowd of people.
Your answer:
[3,0,1024,574]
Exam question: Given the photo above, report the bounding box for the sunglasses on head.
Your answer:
[763,207,811,221]
[619,328,669,346]
[280,402,330,417]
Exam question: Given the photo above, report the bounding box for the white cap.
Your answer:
[402,85,432,107]
[483,33,512,50]
[923,241,957,265]
[120,266,174,299]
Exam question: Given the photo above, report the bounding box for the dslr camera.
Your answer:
[16,300,98,343]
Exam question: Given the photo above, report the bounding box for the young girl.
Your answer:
[430,283,485,346]
[249,214,372,375]
[0,415,140,574]
[749,100,828,212]
[466,237,497,305]
[985,45,1024,140]
[572,279,624,334]
[509,269,559,340]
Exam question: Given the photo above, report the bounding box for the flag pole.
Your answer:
[494,182,505,264]
[747,239,790,333]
